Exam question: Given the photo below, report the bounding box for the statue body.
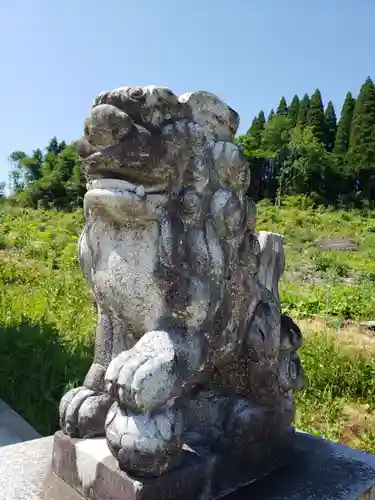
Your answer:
[59,86,304,477]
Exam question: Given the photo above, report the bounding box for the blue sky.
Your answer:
[0,0,373,185]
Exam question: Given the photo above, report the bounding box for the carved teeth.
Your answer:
[86,178,167,195]
[86,179,141,192]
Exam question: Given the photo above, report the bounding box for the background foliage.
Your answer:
[1,77,375,453]
[3,76,375,210]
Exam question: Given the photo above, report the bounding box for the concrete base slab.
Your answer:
[1,431,375,499]
[51,430,294,500]
[0,436,82,500]
[235,432,375,500]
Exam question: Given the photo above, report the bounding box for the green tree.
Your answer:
[237,134,271,201]
[348,77,375,166]
[246,111,266,148]
[307,89,326,143]
[261,115,293,202]
[324,101,337,152]
[8,151,27,192]
[289,126,335,199]
[333,92,355,156]
[8,139,84,209]
[22,149,44,183]
[298,93,310,127]
[276,96,288,116]
[46,137,61,156]
[288,95,300,127]
[267,108,275,121]
[257,110,266,127]
[347,77,375,205]
[261,115,292,153]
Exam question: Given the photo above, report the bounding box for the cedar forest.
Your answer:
[3,76,375,209]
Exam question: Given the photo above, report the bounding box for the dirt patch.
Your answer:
[340,403,375,447]
[315,236,358,251]
[298,317,375,352]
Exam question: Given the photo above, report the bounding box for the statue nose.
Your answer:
[84,104,134,148]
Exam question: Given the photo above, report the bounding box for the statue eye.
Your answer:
[129,87,145,99]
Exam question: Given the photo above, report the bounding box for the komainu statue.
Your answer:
[59,86,304,477]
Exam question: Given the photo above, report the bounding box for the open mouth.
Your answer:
[84,178,168,222]
[86,178,168,196]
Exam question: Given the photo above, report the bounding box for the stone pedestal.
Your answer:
[1,432,375,499]
[51,430,295,500]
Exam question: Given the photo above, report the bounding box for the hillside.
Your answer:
[1,199,375,453]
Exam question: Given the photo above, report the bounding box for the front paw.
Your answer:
[104,331,180,413]
[105,401,184,476]
[59,386,112,438]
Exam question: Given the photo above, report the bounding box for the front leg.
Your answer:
[103,328,208,476]
[105,328,207,413]
[59,308,114,438]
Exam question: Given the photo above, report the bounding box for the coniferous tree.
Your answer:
[276,96,288,116]
[288,95,300,127]
[257,110,266,128]
[307,89,326,143]
[298,93,310,127]
[46,137,60,156]
[333,92,355,156]
[348,77,375,166]
[324,101,337,152]
[247,111,266,148]
[247,116,258,135]
[268,108,275,121]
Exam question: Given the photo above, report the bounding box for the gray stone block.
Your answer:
[234,432,375,499]
[51,429,295,500]
[1,432,375,499]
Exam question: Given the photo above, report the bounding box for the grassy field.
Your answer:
[1,196,375,453]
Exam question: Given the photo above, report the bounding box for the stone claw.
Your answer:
[105,401,184,477]
[104,331,180,413]
[59,386,112,438]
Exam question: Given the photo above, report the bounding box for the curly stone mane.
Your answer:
[155,121,262,357]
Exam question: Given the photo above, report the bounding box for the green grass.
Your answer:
[0,206,94,434]
[1,198,375,453]
[296,331,375,453]
[257,197,375,320]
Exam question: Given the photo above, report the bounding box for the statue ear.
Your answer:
[178,91,239,139]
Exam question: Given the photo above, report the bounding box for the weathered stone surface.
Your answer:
[52,429,295,500]
[57,85,304,481]
[234,432,375,500]
[1,432,375,499]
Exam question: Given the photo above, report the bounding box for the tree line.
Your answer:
[3,76,375,210]
[238,76,375,207]
[6,138,85,209]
